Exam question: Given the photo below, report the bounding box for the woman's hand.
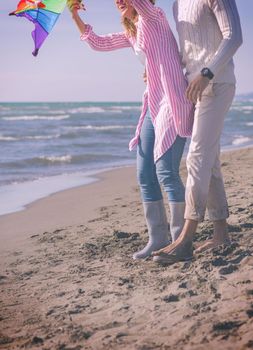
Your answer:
[67,0,85,17]
[68,0,87,34]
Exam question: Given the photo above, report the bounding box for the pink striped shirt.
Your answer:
[81,0,194,161]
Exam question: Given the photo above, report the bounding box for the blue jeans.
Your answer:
[137,113,186,203]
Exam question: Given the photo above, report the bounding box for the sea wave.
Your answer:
[0,136,17,141]
[246,122,253,126]
[65,125,136,131]
[27,135,61,140]
[47,110,67,115]
[0,107,11,111]
[3,115,70,121]
[68,107,106,114]
[1,153,126,169]
[38,155,72,163]
[231,105,253,112]
[110,105,141,111]
[22,105,50,110]
[0,134,60,142]
[232,136,252,146]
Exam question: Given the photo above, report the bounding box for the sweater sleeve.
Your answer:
[207,0,243,76]
[129,0,162,21]
[173,2,186,69]
[80,25,132,51]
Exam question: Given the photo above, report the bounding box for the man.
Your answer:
[153,0,243,263]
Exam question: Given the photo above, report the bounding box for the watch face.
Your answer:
[203,68,209,76]
[201,67,214,79]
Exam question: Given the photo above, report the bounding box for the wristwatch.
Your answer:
[201,67,214,80]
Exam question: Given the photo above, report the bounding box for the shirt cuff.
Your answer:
[80,24,93,41]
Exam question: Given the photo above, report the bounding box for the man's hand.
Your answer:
[186,75,210,104]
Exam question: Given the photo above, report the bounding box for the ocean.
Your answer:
[0,98,253,215]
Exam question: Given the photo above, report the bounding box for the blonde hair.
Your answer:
[122,0,156,37]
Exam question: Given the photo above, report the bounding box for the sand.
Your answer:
[0,147,253,350]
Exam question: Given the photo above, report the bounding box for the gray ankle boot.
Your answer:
[133,200,169,260]
[169,202,185,242]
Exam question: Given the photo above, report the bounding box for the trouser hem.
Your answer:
[208,207,229,221]
[184,207,229,222]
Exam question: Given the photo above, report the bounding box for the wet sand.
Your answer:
[0,148,253,350]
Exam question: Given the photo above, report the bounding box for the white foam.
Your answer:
[231,105,253,112]
[0,134,60,141]
[0,135,17,141]
[69,107,106,114]
[246,122,253,126]
[48,110,66,115]
[26,134,61,140]
[3,115,70,121]
[66,125,135,131]
[38,155,72,163]
[232,136,252,146]
[111,106,141,111]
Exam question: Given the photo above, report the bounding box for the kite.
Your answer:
[9,0,67,56]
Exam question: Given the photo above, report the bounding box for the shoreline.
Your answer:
[0,165,138,254]
[1,143,253,218]
[0,162,135,217]
[0,145,252,255]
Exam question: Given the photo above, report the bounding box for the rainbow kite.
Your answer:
[9,0,67,56]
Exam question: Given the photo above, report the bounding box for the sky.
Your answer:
[0,0,252,102]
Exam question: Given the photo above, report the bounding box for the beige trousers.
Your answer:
[185,83,236,222]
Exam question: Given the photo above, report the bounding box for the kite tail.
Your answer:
[32,49,39,57]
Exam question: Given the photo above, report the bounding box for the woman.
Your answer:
[69,0,194,260]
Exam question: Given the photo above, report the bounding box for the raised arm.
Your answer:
[127,0,161,21]
[207,0,243,75]
[70,1,131,52]
[81,25,131,52]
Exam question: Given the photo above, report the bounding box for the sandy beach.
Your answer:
[0,147,253,350]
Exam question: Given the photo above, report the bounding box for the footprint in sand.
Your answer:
[69,325,92,341]
[178,281,188,289]
[31,336,44,346]
[246,340,253,348]
[0,334,14,346]
[163,294,180,302]
[219,264,238,275]
[212,320,243,334]
[113,231,131,239]
[228,224,242,232]
[0,275,7,283]
[246,308,253,318]
[211,257,228,267]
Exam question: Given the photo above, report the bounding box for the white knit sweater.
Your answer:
[173,0,243,83]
